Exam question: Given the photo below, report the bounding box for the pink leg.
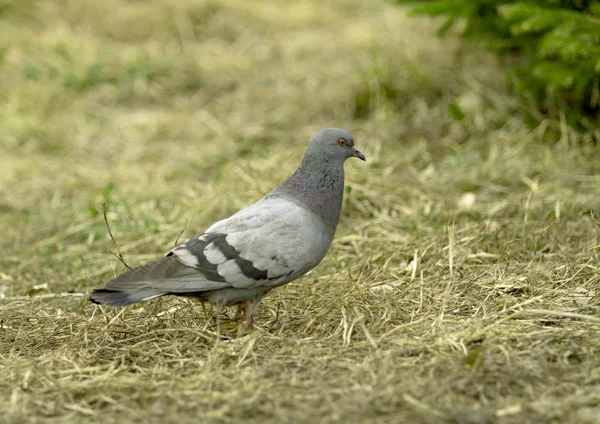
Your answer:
[245,301,255,327]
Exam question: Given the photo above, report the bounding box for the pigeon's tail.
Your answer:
[89,289,165,306]
[90,255,229,307]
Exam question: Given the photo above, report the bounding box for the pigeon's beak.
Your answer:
[351,146,366,161]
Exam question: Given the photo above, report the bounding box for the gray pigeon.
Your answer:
[90,128,366,325]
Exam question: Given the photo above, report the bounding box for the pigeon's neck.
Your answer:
[274,155,345,235]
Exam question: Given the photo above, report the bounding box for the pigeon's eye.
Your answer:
[338,138,346,146]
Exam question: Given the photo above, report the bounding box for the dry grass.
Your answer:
[1,0,600,423]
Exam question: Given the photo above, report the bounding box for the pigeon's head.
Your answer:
[305,128,366,163]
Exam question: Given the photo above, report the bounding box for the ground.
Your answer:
[1,0,599,423]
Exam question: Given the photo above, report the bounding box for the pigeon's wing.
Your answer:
[172,195,331,289]
[103,196,330,294]
[102,254,230,292]
[91,254,231,306]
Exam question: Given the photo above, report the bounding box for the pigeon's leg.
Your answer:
[245,300,256,327]
[233,301,254,326]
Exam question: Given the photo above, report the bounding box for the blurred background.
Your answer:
[1,0,599,423]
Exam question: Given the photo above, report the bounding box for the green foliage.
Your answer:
[398,0,600,130]
[20,46,168,93]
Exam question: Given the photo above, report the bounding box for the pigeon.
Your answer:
[90,128,366,325]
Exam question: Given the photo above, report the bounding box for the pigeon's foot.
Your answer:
[234,303,245,321]
[234,300,256,328]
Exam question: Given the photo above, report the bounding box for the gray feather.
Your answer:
[89,128,366,312]
[90,289,164,306]
[104,256,229,292]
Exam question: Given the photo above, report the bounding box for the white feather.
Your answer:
[172,247,198,267]
[203,243,227,264]
[217,260,256,287]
